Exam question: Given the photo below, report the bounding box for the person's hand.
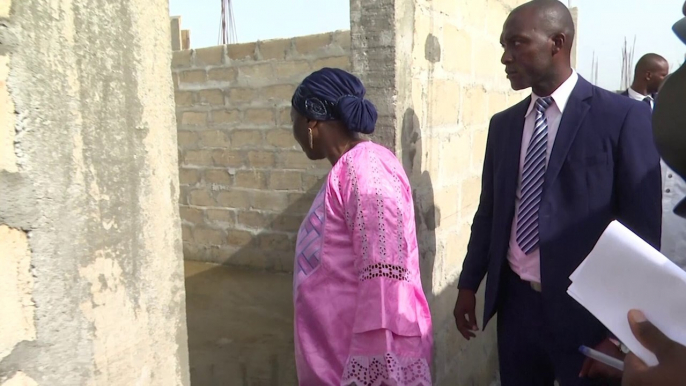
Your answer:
[622,309,686,386]
[453,289,479,340]
[579,338,625,379]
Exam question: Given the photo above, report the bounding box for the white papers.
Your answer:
[568,220,686,366]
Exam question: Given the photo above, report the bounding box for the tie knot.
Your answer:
[536,97,553,113]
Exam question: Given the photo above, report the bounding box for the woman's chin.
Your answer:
[303,149,325,161]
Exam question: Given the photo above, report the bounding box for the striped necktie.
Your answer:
[516,96,553,255]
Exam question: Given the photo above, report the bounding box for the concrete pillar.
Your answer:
[351,0,528,384]
[181,30,191,50]
[0,0,190,385]
[171,16,182,51]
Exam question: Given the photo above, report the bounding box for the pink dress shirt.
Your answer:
[507,71,579,283]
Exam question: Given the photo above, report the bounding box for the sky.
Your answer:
[169,0,686,91]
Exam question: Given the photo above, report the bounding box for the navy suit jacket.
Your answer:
[458,76,662,347]
[621,89,657,100]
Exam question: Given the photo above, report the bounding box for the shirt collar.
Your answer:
[628,87,652,101]
[526,70,579,117]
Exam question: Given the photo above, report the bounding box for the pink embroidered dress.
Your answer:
[293,141,433,386]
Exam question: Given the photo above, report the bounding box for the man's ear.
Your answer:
[551,33,565,55]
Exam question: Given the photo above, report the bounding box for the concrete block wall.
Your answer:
[351,0,527,384]
[172,31,351,271]
[0,0,189,384]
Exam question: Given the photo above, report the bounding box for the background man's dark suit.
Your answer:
[620,89,657,99]
[458,76,662,382]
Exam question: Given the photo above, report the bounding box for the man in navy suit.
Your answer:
[453,1,662,385]
[620,53,669,111]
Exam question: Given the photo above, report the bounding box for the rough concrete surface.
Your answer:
[0,0,189,384]
[185,261,296,385]
[0,226,35,361]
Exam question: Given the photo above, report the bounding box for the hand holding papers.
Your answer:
[568,221,686,366]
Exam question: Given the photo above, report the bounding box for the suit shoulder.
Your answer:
[491,97,529,124]
[591,85,642,113]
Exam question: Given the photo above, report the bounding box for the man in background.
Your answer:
[621,54,669,110]
[622,3,686,384]
[621,59,686,269]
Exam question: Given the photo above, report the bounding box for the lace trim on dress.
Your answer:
[341,353,432,386]
[359,263,411,282]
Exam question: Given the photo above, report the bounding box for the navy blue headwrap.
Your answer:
[291,68,378,134]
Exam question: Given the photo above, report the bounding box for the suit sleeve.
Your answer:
[458,117,497,291]
[615,103,662,249]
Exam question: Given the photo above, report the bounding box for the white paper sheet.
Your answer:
[568,220,686,366]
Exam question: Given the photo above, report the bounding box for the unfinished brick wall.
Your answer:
[351,0,527,384]
[173,31,350,271]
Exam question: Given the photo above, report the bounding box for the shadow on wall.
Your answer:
[184,185,324,386]
[402,107,442,380]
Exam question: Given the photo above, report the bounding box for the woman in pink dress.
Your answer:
[289,68,433,385]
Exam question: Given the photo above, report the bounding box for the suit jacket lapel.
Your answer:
[544,77,594,192]
[503,97,530,209]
